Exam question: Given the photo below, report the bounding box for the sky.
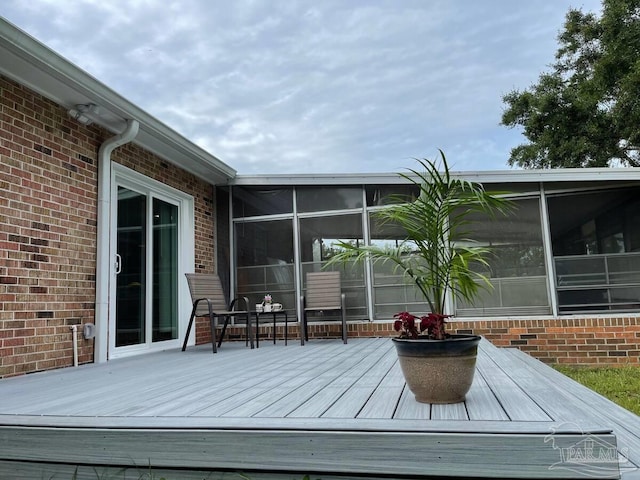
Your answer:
[2,0,604,175]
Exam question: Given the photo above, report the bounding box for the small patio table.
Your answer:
[254,309,289,347]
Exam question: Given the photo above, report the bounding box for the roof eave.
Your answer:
[0,17,235,184]
[231,167,640,186]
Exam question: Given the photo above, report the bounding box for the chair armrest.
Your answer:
[193,297,215,311]
[229,296,250,312]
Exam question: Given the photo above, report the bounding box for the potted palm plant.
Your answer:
[327,151,513,403]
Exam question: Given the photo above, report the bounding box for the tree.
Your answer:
[501,0,640,168]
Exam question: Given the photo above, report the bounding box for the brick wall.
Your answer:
[451,316,640,366]
[0,75,215,377]
[0,76,99,377]
[218,315,640,366]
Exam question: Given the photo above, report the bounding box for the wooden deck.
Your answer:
[0,337,638,479]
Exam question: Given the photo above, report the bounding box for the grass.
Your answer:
[554,364,640,415]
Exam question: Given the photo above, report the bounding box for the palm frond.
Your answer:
[326,150,514,315]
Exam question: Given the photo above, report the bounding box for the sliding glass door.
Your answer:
[152,197,179,342]
[115,186,147,346]
[114,186,179,348]
[110,165,193,358]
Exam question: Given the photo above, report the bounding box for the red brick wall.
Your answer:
[0,75,215,377]
[0,76,99,377]
[451,316,640,366]
[218,315,640,366]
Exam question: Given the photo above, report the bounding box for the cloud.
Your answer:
[3,0,603,174]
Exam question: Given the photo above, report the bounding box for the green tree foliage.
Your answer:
[501,0,640,168]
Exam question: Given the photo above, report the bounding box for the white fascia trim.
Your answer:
[232,167,640,186]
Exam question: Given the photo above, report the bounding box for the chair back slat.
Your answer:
[305,271,342,310]
[185,273,228,315]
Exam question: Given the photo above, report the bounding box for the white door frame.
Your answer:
[104,164,194,359]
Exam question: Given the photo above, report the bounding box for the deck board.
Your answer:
[475,347,552,421]
[431,401,468,420]
[356,360,405,419]
[393,386,431,419]
[465,370,510,420]
[323,348,398,418]
[499,347,640,477]
[0,337,637,479]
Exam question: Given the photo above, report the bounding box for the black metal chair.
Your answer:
[182,273,251,353]
[300,271,347,345]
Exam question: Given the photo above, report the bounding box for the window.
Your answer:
[453,197,550,316]
[299,214,367,319]
[235,220,295,310]
[233,187,293,217]
[365,185,419,206]
[297,187,363,212]
[368,216,426,317]
[548,187,640,312]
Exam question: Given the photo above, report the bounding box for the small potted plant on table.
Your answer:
[262,294,273,312]
[328,151,513,403]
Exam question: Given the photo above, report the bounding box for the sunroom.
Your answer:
[218,169,640,328]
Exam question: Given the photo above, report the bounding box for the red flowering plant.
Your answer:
[393,311,450,340]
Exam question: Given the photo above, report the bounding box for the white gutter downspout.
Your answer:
[94,119,140,363]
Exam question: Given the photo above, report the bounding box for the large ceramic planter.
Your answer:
[392,334,481,404]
